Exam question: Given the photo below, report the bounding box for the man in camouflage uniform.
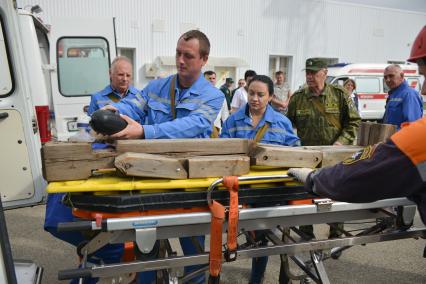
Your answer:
[287,58,361,240]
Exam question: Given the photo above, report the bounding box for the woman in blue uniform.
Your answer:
[221,74,299,284]
[221,74,299,146]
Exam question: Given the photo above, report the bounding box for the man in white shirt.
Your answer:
[230,70,257,113]
[271,70,292,114]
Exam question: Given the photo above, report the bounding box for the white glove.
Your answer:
[287,168,314,183]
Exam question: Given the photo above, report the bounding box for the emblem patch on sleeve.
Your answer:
[342,144,378,165]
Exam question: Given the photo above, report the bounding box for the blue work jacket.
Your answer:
[88,85,140,115]
[113,74,224,139]
[220,104,300,146]
[383,81,423,128]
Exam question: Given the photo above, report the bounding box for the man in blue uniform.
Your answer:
[383,64,423,129]
[110,32,223,140]
[88,56,139,115]
[108,30,223,284]
[45,57,138,284]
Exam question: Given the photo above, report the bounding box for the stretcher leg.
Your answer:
[310,251,330,284]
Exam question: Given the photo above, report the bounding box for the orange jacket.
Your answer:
[311,117,426,224]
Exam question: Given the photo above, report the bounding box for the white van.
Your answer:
[0,1,116,209]
[326,63,423,120]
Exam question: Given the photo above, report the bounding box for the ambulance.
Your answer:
[0,0,120,281]
[326,63,423,120]
[0,0,117,209]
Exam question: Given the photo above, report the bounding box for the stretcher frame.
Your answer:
[56,175,426,284]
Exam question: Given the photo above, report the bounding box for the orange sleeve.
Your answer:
[390,117,426,165]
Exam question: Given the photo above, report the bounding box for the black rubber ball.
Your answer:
[90,109,128,135]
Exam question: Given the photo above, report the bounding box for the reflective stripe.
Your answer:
[227,126,253,133]
[148,92,171,104]
[129,97,147,111]
[417,161,426,181]
[268,127,287,134]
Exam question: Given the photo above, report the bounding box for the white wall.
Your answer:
[17,0,426,90]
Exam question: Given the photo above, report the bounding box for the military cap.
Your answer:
[225,77,234,84]
[305,58,328,71]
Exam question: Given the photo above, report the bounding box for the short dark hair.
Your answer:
[179,30,210,58]
[275,71,284,76]
[244,70,257,81]
[248,75,274,95]
[204,70,216,76]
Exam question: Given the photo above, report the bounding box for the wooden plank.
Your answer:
[116,138,249,155]
[367,123,382,145]
[43,157,115,181]
[378,123,396,143]
[356,122,364,146]
[359,122,372,146]
[42,142,93,161]
[114,152,188,179]
[302,145,363,151]
[42,142,118,181]
[187,155,250,178]
[318,146,363,167]
[251,145,322,168]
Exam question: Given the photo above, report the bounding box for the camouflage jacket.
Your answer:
[287,83,361,146]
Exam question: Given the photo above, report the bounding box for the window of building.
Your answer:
[405,77,421,92]
[118,47,136,82]
[0,16,13,97]
[321,57,339,66]
[387,60,405,65]
[269,56,292,87]
[57,37,110,96]
[356,77,381,93]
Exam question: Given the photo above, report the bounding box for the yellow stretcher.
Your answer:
[47,168,295,193]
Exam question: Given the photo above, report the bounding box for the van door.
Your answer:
[49,17,116,141]
[0,1,46,209]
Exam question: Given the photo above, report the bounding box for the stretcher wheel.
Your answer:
[395,206,414,230]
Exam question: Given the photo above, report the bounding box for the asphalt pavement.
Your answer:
[4,205,426,283]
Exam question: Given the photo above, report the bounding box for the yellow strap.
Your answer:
[169,76,177,119]
[254,122,270,143]
[311,97,342,130]
[107,93,121,103]
[210,126,220,138]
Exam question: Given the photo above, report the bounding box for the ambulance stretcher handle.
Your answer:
[58,268,92,280]
[57,220,93,232]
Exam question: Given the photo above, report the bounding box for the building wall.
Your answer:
[17,0,426,90]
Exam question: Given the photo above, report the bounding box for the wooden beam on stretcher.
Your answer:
[116,138,250,155]
[250,144,323,168]
[42,142,116,181]
[356,122,396,146]
[42,139,251,181]
[302,146,364,167]
[251,145,363,168]
[115,152,188,179]
[187,155,250,178]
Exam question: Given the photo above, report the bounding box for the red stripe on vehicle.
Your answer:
[358,93,388,99]
[348,69,417,74]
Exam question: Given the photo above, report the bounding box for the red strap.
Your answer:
[223,176,239,254]
[208,176,240,278]
[208,200,225,277]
